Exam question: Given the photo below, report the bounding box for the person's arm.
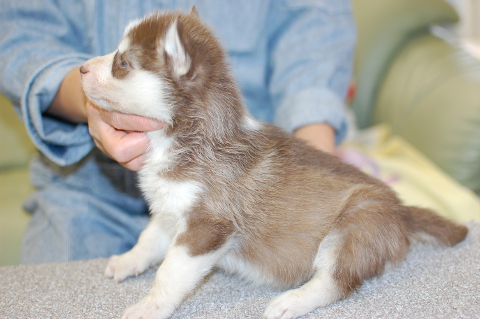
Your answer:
[48,67,164,171]
[269,0,356,154]
[0,1,95,166]
[294,123,335,155]
[48,66,88,124]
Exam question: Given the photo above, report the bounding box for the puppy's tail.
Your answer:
[407,206,468,246]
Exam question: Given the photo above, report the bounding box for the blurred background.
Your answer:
[448,0,480,58]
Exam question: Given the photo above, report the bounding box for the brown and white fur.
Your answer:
[80,8,468,319]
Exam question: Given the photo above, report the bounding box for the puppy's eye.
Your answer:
[120,59,129,68]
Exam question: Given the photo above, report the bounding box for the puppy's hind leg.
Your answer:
[264,189,413,319]
[263,231,344,319]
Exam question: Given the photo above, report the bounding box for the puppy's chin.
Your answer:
[81,85,122,114]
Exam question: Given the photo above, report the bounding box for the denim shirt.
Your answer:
[0,0,356,166]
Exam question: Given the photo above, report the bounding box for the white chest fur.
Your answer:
[139,130,203,238]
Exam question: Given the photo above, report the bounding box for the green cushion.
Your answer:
[0,168,32,266]
[0,94,35,169]
[351,0,458,129]
[374,34,480,194]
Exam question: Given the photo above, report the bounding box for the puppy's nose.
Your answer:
[79,65,89,75]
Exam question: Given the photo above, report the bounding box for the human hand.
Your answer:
[86,101,165,171]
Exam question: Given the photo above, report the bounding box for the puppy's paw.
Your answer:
[263,290,317,319]
[104,252,151,283]
[122,295,175,319]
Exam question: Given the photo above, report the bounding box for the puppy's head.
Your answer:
[80,7,225,122]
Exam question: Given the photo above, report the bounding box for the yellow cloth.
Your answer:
[339,125,480,223]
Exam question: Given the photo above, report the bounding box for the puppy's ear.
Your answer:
[164,18,191,77]
[189,6,199,18]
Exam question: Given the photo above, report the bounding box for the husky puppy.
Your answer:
[80,8,468,319]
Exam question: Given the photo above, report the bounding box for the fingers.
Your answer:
[120,155,146,172]
[86,102,163,171]
[97,129,149,171]
[97,106,165,132]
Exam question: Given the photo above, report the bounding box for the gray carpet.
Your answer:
[1,222,479,319]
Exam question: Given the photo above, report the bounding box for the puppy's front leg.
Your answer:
[105,217,171,283]
[122,214,234,319]
[121,243,225,319]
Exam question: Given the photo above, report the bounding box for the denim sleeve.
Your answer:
[0,0,95,166]
[268,0,356,143]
